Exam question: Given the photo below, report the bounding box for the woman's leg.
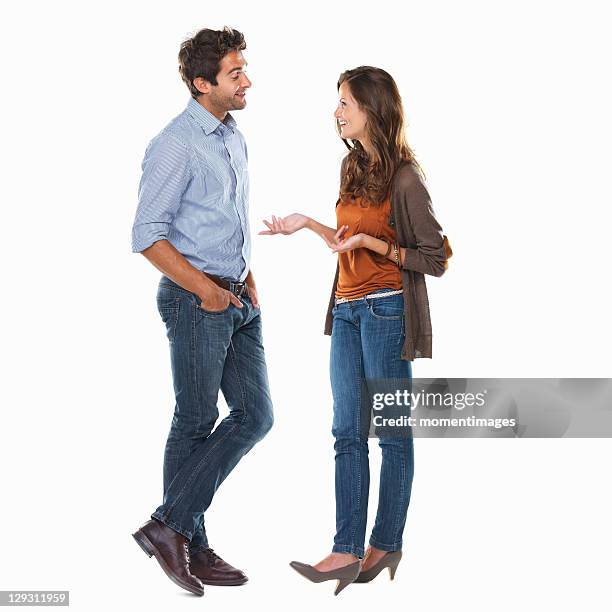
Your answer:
[360,294,414,554]
[329,303,370,559]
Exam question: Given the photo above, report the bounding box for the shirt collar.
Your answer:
[186,98,237,135]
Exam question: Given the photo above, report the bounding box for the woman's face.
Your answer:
[335,81,367,142]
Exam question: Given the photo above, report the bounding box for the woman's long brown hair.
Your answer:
[337,66,423,205]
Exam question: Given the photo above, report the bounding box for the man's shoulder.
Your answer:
[148,108,200,151]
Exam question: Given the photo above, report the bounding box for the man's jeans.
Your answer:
[150,276,273,552]
[330,289,414,559]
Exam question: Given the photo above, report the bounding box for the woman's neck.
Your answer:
[356,136,375,160]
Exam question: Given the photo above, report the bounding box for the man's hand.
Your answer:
[248,285,260,308]
[244,269,260,309]
[198,284,243,312]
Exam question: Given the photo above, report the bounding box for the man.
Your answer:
[130,27,273,597]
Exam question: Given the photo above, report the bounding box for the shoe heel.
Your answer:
[388,556,401,581]
[132,531,154,558]
[334,576,354,596]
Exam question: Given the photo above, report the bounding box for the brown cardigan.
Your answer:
[324,160,449,360]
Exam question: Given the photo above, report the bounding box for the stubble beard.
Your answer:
[229,92,246,111]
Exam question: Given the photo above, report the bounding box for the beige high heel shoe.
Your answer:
[289,560,361,595]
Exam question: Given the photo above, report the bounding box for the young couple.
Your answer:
[131,26,450,597]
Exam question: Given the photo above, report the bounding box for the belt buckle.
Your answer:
[230,281,246,297]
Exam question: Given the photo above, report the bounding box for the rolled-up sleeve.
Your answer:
[131,132,191,253]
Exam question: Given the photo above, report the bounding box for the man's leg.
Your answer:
[152,295,273,543]
[131,278,233,596]
[186,299,273,586]
[155,279,233,545]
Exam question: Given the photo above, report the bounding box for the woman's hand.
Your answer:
[259,213,309,236]
[322,226,365,253]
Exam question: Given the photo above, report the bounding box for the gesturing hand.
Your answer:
[321,225,365,253]
[259,213,309,236]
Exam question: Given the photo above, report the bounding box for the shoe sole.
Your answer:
[196,577,248,587]
[132,530,204,596]
[289,561,360,595]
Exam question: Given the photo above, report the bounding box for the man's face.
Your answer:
[207,50,251,113]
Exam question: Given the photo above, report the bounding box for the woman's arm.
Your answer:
[305,218,348,244]
[259,213,347,246]
[325,232,405,263]
[331,166,450,275]
[391,167,448,277]
[327,167,453,274]
[361,234,406,265]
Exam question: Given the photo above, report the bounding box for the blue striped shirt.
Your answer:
[132,98,250,282]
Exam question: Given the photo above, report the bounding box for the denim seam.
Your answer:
[347,347,364,553]
[366,298,403,321]
[332,543,365,558]
[151,513,193,540]
[393,443,407,545]
[190,301,202,434]
[171,304,181,343]
[159,283,192,296]
[160,334,248,523]
[368,535,402,551]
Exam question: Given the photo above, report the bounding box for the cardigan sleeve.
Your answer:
[394,165,448,277]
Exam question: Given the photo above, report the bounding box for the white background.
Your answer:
[1,0,611,610]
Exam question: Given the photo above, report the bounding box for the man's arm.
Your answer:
[132,133,241,310]
[141,240,242,310]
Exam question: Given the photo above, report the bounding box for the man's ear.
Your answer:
[193,77,213,95]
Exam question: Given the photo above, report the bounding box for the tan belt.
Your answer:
[335,289,402,305]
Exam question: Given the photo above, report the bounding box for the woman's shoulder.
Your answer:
[392,160,426,191]
[390,160,432,218]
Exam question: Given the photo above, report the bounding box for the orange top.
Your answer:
[335,194,402,299]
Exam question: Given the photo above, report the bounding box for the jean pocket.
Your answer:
[157,296,181,342]
[367,296,403,320]
[194,294,232,316]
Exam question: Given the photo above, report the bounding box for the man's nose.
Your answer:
[242,74,252,88]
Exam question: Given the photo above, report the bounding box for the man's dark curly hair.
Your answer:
[178,27,246,98]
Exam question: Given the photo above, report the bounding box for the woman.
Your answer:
[260,66,450,595]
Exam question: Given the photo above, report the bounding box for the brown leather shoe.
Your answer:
[132,518,204,596]
[189,548,248,586]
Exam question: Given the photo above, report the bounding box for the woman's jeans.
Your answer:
[331,289,414,558]
[150,276,274,552]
